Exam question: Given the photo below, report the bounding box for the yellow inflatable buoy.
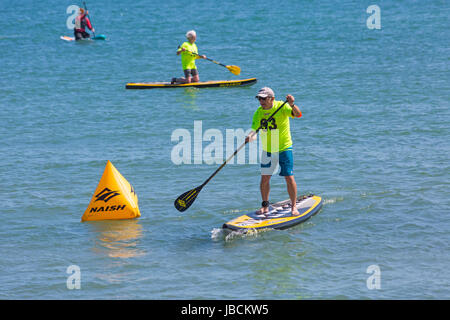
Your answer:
[82,161,141,222]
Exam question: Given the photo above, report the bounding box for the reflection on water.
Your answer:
[176,87,200,110]
[88,219,146,259]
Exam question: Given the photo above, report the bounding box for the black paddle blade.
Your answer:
[174,186,203,212]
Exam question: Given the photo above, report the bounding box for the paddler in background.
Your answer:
[245,87,302,216]
[172,30,206,84]
[74,8,95,40]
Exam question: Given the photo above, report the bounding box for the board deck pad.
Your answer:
[222,195,322,232]
[125,78,257,89]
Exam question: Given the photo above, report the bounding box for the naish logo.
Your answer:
[219,82,240,87]
[177,199,186,208]
[89,204,126,213]
[89,187,126,214]
[95,187,120,203]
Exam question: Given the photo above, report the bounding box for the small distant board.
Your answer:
[222,195,323,232]
[125,78,257,89]
[60,34,106,41]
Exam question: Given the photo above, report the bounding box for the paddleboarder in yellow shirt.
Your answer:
[246,87,302,216]
[172,30,206,84]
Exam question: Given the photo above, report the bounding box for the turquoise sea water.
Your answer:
[1,0,449,299]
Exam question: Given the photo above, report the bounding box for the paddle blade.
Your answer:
[226,65,241,75]
[174,186,203,212]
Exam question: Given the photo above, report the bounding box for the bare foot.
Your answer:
[256,206,269,215]
[292,207,300,216]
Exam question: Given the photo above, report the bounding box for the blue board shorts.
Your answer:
[260,147,294,176]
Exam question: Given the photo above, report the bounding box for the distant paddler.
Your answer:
[74,8,95,40]
[172,30,206,84]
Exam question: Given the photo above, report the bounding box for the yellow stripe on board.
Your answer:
[126,78,256,87]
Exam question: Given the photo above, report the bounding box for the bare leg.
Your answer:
[175,76,192,84]
[175,69,198,84]
[284,176,299,216]
[192,74,200,83]
[258,175,271,213]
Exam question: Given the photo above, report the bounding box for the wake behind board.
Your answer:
[60,34,106,41]
[222,195,322,232]
[125,78,257,89]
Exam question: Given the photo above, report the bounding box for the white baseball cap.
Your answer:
[255,87,274,98]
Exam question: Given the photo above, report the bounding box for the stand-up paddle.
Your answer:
[81,2,106,40]
[178,46,241,75]
[174,100,289,212]
[83,2,95,38]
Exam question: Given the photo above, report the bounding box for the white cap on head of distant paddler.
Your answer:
[255,87,275,99]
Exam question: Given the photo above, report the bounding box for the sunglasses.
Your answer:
[256,96,270,101]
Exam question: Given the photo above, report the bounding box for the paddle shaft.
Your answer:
[83,2,95,37]
[200,100,289,188]
[179,46,231,68]
[203,56,227,67]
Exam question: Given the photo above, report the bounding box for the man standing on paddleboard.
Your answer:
[74,8,95,40]
[246,87,302,216]
[172,30,206,84]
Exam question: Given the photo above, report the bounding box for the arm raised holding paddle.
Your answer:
[178,46,206,59]
[245,95,300,143]
[174,91,294,213]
